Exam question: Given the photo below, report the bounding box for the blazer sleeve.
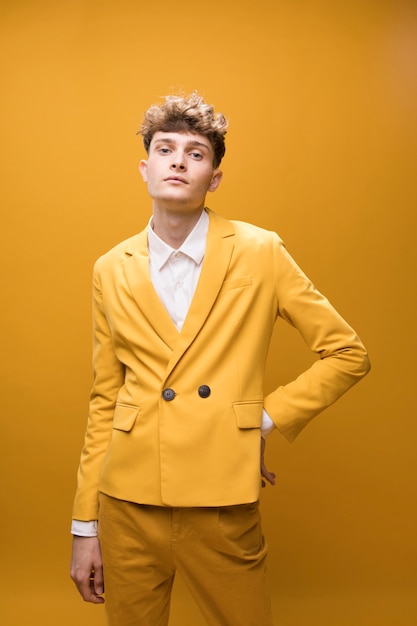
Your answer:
[263,234,370,442]
[72,260,125,521]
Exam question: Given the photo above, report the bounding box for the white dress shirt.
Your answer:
[148,209,208,331]
[71,210,274,537]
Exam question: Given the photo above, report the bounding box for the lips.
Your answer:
[164,176,188,184]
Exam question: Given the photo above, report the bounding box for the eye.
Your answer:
[158,147,171,154]
[190,151,203,160]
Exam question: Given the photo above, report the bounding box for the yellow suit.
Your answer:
[73,209,370,521]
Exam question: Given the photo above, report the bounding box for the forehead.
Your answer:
[151,131,213,153]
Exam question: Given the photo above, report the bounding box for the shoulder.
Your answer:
[230,218,285,257]
[207,209,283,246]
[231,219,280,242]
[94,227,148,273]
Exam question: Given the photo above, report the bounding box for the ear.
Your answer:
[139,160,148,182]
[208,169,222,193]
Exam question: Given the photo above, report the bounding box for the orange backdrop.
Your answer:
[1,1,416,625]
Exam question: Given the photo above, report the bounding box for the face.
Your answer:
[139,131,222,214]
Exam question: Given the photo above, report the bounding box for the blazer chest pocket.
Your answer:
[233,401,263,429]
[220,276,252,293]
[113,403,139,432]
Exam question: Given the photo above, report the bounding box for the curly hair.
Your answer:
[138,92,228,168]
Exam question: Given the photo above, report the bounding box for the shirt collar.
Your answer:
[148,209,209,270]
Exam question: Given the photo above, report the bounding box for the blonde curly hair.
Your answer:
[138,92,228,167]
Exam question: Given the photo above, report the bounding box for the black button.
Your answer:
[162,388,176,401]
[198,385,211,398]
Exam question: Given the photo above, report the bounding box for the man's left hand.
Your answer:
[261,437,276,487]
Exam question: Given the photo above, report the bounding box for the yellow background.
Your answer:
[1,1,416,624]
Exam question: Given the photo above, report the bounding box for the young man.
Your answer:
[70,92,370,625]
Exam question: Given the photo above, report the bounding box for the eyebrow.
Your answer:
[153,137,211,152]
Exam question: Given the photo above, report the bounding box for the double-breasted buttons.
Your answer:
[162,388,176,401]
[198,385,211,398]
[162,386,211,400]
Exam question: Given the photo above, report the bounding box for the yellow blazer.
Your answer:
[73,209,370,520]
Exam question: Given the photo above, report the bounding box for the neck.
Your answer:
[151,206,204,249]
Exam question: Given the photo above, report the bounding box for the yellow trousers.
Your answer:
[98,493,274,626]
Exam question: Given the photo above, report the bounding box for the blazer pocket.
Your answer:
[220,276,252,292]
[233,401,263,429]
[113,403,139,432]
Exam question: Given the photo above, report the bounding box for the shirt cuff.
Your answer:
[261,408,275,438]
[71,519,98,537]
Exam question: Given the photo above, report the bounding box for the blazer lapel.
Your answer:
[122,229,180,350]
[164,210,235,378]
[122,212,236,376]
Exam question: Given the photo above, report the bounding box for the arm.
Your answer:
[71,262,124,600]
[72,262,125,521]
[264,235,370,442]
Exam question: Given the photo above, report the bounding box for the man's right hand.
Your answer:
[70,536,105,604]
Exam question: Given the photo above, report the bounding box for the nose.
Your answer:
[170,151,186,170]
